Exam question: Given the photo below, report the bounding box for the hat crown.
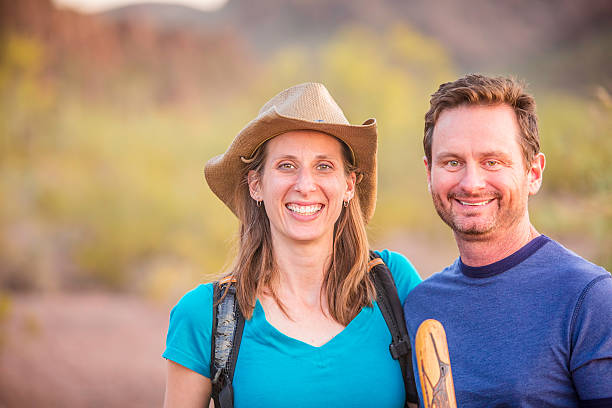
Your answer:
[259,82,350,125]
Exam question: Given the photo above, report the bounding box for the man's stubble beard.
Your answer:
[431,191,527,242]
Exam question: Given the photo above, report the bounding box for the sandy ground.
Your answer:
[0,233,458,407]
[0,292,170,408]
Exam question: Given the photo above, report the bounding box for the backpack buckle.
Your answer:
[389,338,410,360]
[211,367,224,387]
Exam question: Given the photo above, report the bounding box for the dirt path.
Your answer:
[0,232,457,407]
[0,292,170,408]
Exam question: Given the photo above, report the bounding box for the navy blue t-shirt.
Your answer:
[403,236,612,407]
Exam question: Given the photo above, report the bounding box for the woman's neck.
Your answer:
[269,234,333,308]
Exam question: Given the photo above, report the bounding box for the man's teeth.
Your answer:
[286,204,322,215]
[459,199,492,206]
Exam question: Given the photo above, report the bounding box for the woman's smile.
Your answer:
[285,202,324,216]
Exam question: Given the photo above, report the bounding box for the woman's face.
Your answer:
[248,130,356,248]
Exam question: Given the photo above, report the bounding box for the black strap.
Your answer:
[211,281,245,408]
[210,256,419,408]
[370,251,419,406]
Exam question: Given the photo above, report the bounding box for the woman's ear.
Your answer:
[345,172,357,201]
[247,170,261,201]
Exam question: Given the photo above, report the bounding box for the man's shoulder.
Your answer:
[405,259,461,294]
[534,237,609,281]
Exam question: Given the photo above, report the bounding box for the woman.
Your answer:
[163,83,421,407]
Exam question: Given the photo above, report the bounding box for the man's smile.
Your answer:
[456,198,495,207]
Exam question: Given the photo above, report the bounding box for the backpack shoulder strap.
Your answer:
[369,251,419,406]
[209,260,418,407]
[210,279,245,408]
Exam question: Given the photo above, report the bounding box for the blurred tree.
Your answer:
[0,35,55,159]
[539,92,612,194]
[0,20,609,295]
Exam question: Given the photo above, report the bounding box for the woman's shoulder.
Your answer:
[173,282,214,309]
[164,283,216,378]
[373,249,422,303]
[168,283,215,328]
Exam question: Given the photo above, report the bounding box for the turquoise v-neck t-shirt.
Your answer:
[163,250,421,407]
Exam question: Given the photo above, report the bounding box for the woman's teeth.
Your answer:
[286,203,322,215]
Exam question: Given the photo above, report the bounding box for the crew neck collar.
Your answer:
[459,235,551,278]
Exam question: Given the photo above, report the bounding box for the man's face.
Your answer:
[425,104,544,241]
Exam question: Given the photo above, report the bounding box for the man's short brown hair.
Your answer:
[424,74,539,169]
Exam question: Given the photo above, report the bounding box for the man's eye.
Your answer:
[317,163,332,170]
[447,160,459,167]
[279,163,295,169]
[485,160,498,167]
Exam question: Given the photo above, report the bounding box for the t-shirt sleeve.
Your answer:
[569,274,612,400]
[162,283,214,378]
[375,249,422,304]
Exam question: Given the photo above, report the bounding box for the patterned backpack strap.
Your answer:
[210,277,245,408]
[369,251,419,406]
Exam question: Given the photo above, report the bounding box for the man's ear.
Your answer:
[528,152,546,196]
[247,170,261,201]
[424,156,432,193]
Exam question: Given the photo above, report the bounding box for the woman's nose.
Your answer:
[294,168,317,193]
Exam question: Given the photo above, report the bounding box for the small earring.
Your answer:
[343,199,349,208]
[256,200,262,207]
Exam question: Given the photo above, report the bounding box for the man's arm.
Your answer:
[570,274,612,405]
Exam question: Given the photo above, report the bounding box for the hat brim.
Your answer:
[205,108,378,222]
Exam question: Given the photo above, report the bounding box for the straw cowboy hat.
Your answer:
[204,82,378,222]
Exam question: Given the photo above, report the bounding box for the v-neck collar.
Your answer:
[249,299,374,352]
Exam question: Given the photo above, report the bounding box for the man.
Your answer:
[403,74,612,407]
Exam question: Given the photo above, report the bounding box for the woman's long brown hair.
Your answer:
[225,136,375,325]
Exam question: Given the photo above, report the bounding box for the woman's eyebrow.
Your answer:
[273,154,298,160]
[272,154,339,160]
[314,154,339,160]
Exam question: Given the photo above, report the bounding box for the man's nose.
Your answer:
[458,163,486,194]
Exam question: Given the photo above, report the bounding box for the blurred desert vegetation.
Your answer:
[0,0,610,406]
[1,0,611,301]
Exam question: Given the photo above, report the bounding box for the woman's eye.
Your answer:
[278,163,295,169]
[317,163,333,170]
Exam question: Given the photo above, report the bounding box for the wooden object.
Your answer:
[415,319,457,408]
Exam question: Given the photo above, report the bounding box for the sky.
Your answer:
[53,0,228,13]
